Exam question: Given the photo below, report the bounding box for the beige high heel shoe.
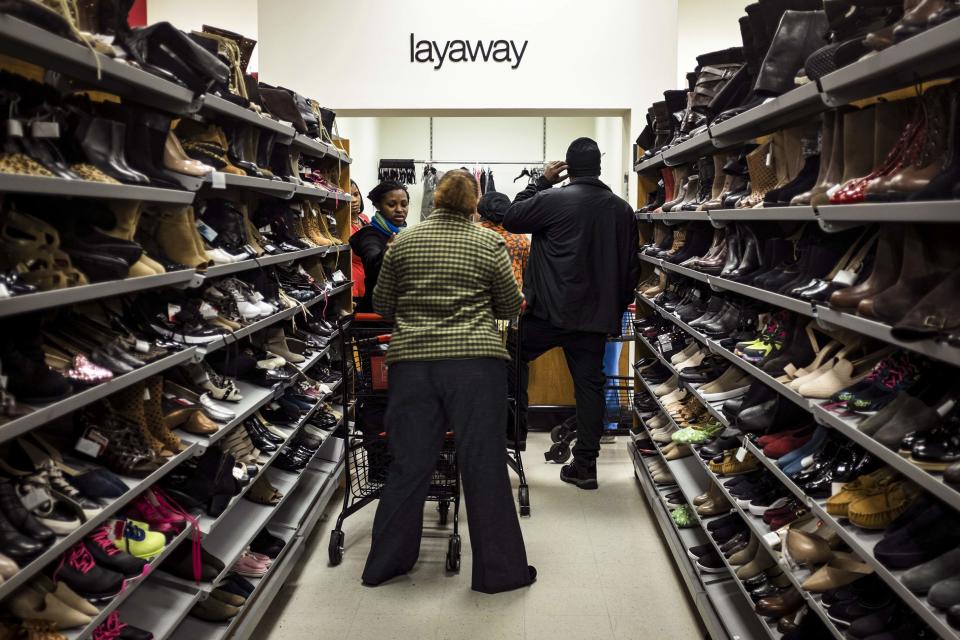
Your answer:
[798,347,894,399]
[164,130,215,177]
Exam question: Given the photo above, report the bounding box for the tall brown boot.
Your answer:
[859,224,960,322]
[807,112,845,206]
[112,383,174,458]
[100,201,165,277]
[822,106,876,202]
[144,205,210,269]
[793,112,836,206]
[143,375,186,453]
[739,142,778,208]
[829,224,905,309]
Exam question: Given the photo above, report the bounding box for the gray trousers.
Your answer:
[361,358,531,593]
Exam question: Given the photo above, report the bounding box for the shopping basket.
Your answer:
[328,314,463,571]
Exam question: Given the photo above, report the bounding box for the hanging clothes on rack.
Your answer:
[486,169,496,194]
[378,159,417,184]
[421,164,441,221]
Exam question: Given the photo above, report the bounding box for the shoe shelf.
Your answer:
[644,254,960,368]
[810,402,960,514]
[270,455,343,531]
[195,404,339,538]
[62,524,196,640]
[636,200,959,225]
[708,83,826,149]
[816,201,960,224]
[636,356,846,640]
[634,154,665,174]
[203,173,296,199]
[689,441,846,640]
[639,253,816,317]
[223,460,345,640]
[628,440,751,640]
[0,441,201,603]
[818,18,960,108]
[200,290,335,355]
[0,269,199,320]
[646,293,960,513]
[199,95,296,142]
[747,433,960,640]
[805,497,960,640]
[0,15,197,114]
[290,134,353,164]
[115,579,204,640]
[639,254,712,285]
[293,182,353,203]
[0,173,197,204]
[167,528,305,640]
[201,245,341,279]
[636,20,960,181]
[0,346,198,446]
[640,211,711,224]
[662,130,716,167]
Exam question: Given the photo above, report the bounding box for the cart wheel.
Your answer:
[544,442,570,464]
[438,500,450,526]
[328,530,344,566]
[446,534,461,572]
[518,485,531,517]
[550,424,567,443]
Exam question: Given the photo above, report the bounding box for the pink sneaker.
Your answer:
[232,551,269,577]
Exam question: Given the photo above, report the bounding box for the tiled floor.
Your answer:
[253,433,704,640]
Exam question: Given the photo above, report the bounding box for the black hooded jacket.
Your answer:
[503,177,639,336]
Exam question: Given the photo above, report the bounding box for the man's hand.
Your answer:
[542,161,568,185]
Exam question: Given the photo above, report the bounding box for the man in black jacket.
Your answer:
[504,137,639,490]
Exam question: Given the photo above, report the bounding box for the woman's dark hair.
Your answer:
[367,181,409,211]
[350,179,364,213]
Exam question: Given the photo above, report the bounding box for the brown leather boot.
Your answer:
[739,142,778,208]
[807,111,845,206]
[830,224,905,309]
[868,89,950,199]
[822,106,876,203]
[792,111,835,206]
[144,205,210,269]
[860,225,960,322]
[894,0,946,40]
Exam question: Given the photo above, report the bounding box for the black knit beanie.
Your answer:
[566,137,601,177]
[478,191,511,224]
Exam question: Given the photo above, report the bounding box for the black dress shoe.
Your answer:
[0,478,56,545]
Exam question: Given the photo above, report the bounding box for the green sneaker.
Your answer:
[672,422,724,445]
[670,505,697,528]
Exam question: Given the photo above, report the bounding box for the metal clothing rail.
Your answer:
[412,160,547,165]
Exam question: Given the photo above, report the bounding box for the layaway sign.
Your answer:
[409,34,529,70]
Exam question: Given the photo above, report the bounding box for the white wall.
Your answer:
[343,116,619,226]
[676,0,745,87]
[147,0,260,72]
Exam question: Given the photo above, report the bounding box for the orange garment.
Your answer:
[479,220,530,290]
[351,214,370,299]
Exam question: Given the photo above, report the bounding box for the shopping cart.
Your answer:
[327,314,463,571]
[501,319,531,517]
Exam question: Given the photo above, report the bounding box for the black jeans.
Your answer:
[518,315,607,464]
[361,358,531,594]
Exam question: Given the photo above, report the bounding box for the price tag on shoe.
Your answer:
[735,446,748,463]
[832,269,858,286]
[196,220,219,243]
[75,427,109,458]
[762,531,781,547]
[211,171,227,189]
[5,119,24,138]
[331,270,347,283]
[31,121,60,139]
[20,487,52,512]
[167,304,181,323]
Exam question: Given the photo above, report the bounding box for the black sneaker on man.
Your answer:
[560,461,598,490]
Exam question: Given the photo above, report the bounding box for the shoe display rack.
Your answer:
[630,3,960,639]
[0,11,356,640]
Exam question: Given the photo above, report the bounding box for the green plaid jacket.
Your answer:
[373,208,523,363]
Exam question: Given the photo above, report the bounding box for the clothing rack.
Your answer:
[413,160,546,165]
